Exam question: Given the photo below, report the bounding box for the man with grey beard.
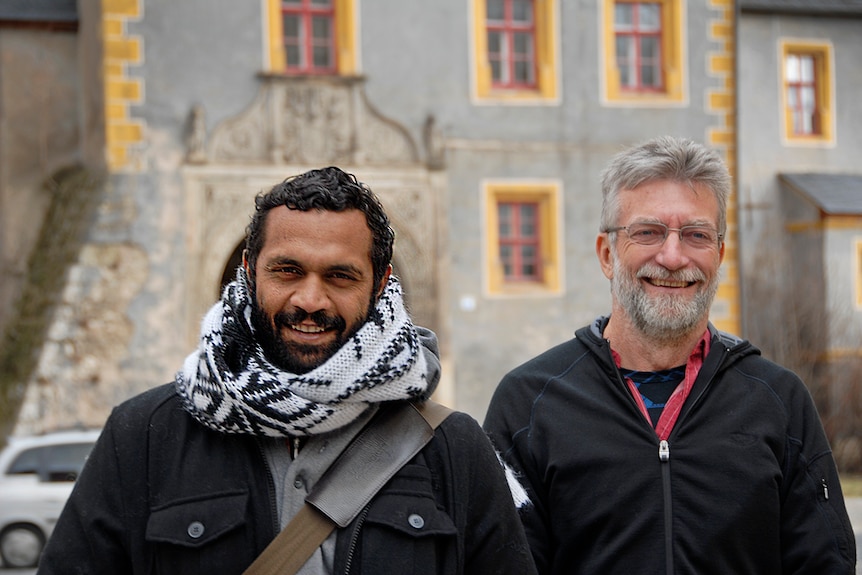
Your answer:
[483,136,855,575]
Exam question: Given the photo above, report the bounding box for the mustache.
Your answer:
[273,309,346,332]
[636,263,706,283]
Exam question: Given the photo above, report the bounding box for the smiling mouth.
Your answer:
[645,278,695,288]
[291,324,327,334]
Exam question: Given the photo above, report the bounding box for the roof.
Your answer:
[0,0,77,24]
[740,0,862,17]
[779,173,862,215]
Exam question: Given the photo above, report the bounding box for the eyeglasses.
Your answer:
[604,222,723,249]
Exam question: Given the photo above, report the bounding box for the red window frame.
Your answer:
[282,0,337,74]
[614,2,663,92]
[486,0,538,89]
[785,53,821,136]
[498,202,542,281]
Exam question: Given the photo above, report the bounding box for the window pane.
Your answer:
[800,55,815,82]
[499,204,512,237]
[641,36,658,59]
[488,31,502,54]
[500,245,512,277]
[639,4,661,30]
[513,0,534,23]
[519,205,536,235]
[514,32,531,55]
[286,45,300,67]
[311,0,331,5]
[521,246,536,276]
[515,61,532,83]
[787,86,798,108]
[785,55,800,82]
[487,0,505,21]
[615,4,633,29]
[312,16,331,40]
[313,46,331,67]
[616,37,634,86]
[283,15,300,38]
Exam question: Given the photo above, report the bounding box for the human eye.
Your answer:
[681,227,715,247]
[268,263,302,277]
[628,224,665,244]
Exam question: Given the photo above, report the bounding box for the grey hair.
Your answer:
[599,136,732,238]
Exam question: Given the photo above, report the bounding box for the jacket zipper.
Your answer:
[608,340,731,575]
[343,505,370,574]
[256,439,281,537]
[659,440,673,575]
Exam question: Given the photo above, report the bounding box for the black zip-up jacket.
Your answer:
[38,384,537,575]
[483,317,856,575]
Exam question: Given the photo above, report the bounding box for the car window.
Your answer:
[6,442,95,482]
[7,446,42,475]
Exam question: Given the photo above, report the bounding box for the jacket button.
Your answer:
[293,478,304,489]
[187,521,205,539]
[407,514,424,529]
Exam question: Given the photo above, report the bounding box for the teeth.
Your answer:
[292,324,325,334]
[651,279,688,288]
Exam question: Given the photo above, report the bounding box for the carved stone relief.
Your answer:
[205,76,419,167]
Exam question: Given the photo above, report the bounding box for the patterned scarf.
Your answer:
[176,269,436,437]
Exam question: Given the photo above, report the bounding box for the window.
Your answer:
[498,202,541,281]
[485,181,561,294]
[266,0,357,75]
[282,0,336,74]
[614,2,662,92]
[472,0,559,102]
[781,41,833,143]
[602,0,684,104]
[487,0,537,89]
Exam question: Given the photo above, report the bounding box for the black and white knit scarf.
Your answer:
[176,269,434,437]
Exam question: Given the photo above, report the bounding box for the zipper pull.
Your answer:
[659,440,670,462]
[821,478,829,500]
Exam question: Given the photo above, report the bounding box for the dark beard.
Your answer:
[249,294,377,375]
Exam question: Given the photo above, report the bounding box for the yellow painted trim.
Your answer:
[779,39,834,144]
[102,0,145,171]
[103,0,141,18]
[472,0,559,102]
[266,0,286,71]
[484,181,562,295]
[602,0,685,104]
[265,0,357,74]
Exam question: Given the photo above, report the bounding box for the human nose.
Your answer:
[288,275,330,313]
[653,230,690,269]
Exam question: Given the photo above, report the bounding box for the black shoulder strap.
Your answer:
[243,400,454,575]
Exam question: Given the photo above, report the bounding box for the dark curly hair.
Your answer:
[244,167,395,290]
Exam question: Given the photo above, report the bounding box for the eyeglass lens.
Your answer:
[626,223,718,248]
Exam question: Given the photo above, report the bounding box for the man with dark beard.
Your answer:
[483,136,855,575]
[39,167,536,575]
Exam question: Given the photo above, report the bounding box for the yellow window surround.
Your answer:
[471,0,559,103]
[780,40,834,144]
[265,0,357,75]
[484,181,562,295]
[602,0,685,104]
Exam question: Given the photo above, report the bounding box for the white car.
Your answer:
[0,429,100,568]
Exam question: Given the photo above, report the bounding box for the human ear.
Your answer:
[596,234,615,280]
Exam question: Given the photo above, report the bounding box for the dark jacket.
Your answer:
[483,317,856,575]
[38,383,536,575]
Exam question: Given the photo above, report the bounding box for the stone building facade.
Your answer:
[0,0,859,441]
